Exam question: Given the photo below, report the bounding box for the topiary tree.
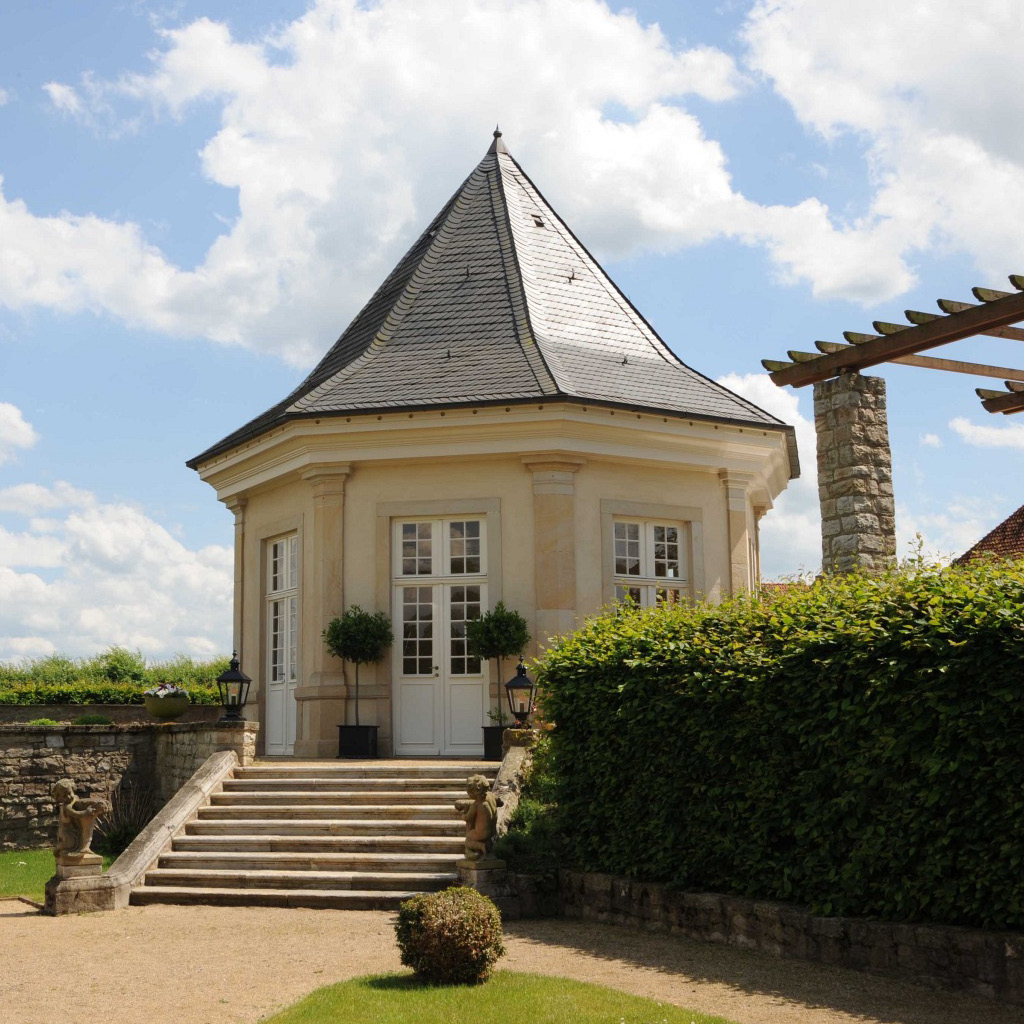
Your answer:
[395,886,505,984]
[322,606,393,727]
[466,601,530,724]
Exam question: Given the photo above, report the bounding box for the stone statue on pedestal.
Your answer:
[455,774,503,863]
[52,778,110,862]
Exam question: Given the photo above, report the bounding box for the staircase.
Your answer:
[130,761,496,909]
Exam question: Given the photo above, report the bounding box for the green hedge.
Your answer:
[539,559,1024,929]
[0,648,227,705]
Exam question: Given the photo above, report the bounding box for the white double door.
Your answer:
[393,581,488,756]
[392,519,488,756]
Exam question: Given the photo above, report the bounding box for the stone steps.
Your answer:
[198,804,455,820]
[143,867,457,891]
[129,760,489,909]
[131,886,418,910]
[211,790,466,805]
[222,778,474,792]
[185,819,464,836]
[157,850,462,873]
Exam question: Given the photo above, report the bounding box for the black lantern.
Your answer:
[216,651,251,722]
[504,659,536,727]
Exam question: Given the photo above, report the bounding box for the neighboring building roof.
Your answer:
[189,130,793,469]
[955,502,1024,565]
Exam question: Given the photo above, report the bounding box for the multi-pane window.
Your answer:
[394,519,486,578]
[449,585,482,675]
[613,520,687,607]
[394,518,486,678]
[448,521,481,574]
[268,534,298,685]
[401,586,434,676]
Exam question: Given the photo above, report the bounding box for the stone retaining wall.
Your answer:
[0,704,221,725]
[0,721,256,850]
[559,871,1024,1004]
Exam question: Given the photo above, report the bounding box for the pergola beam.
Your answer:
[767,287,1024,388]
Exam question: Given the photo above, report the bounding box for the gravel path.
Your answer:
[3,903,1021,1024]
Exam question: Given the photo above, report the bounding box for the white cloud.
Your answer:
[43,81,84,115]
[896,497,1004,563]
[717,372,821,577]
[950,416,1024,450]
[744,0,1024,294]
[0,0,970,366]
[0,482,232,659]
[0,87,10,107]
[0,403,39,464]
[920,432,942,448]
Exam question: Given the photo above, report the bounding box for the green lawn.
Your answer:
[0,849,54,902]
[0,848,115,903]
[263,971,736,1024]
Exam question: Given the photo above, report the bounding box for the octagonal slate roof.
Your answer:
[188,131,794,470]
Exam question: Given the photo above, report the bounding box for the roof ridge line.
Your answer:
[490,149,560,396]
[498,151,788,427]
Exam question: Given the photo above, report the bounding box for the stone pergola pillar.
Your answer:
[523,456,585,643]
[294,465,351,758]
[813,373,896,574]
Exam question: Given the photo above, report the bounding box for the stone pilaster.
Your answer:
[522,456,585,642]
[294,465,351,758]
[224,497,247,664]
[719,471,755,594]
[813,373,896,574]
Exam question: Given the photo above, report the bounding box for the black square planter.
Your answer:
[482,725,506,762]
[337,724,378,758]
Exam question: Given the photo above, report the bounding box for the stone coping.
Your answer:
[44,748,240,915]
[0,720,256,734]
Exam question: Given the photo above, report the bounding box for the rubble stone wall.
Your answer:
[813,373,897,573]
[559,870,1023,1004]
[0,721,256,850]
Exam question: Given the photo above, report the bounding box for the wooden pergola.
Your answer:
[761,274,1024,414]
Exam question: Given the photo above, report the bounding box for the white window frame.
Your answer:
[612,519,688,607]
[392,517,488,580]
[601,499,704,607]
[266,533,298,689]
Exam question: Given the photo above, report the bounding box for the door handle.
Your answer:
[433,666,439,677]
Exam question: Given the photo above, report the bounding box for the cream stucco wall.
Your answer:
[196,403,793,757]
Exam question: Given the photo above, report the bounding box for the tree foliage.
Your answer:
[539,558,1024,929]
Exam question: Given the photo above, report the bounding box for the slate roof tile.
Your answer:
[189,131,791,468]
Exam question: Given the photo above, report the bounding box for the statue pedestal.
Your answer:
[44,853,104,915]
[54,852,103,879]
[457,857,507,895]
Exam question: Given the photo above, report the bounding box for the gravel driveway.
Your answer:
[3,902,1021,1024]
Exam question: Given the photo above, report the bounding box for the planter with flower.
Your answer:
[143,683,191,722]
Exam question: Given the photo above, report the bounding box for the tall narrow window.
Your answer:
[268,534,298,689]
[613,520,687,607]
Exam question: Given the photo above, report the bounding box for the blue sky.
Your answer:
[2,0,1023,660]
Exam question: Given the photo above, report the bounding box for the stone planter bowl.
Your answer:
[143,694,191,721]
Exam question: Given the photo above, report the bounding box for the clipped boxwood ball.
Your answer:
[395,886,505,985]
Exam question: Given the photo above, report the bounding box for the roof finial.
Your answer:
[493,124,502,139]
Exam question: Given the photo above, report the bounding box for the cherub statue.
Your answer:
[454,774,503,862]
[51,778,111,858]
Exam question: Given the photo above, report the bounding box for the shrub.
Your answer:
[71,714,114,725]
[96,646,146,683]
[25,717,61,727]
[395,886,505,984]
[493,734,560,897]
[94,781,160,858]
[539,558,1024,930]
